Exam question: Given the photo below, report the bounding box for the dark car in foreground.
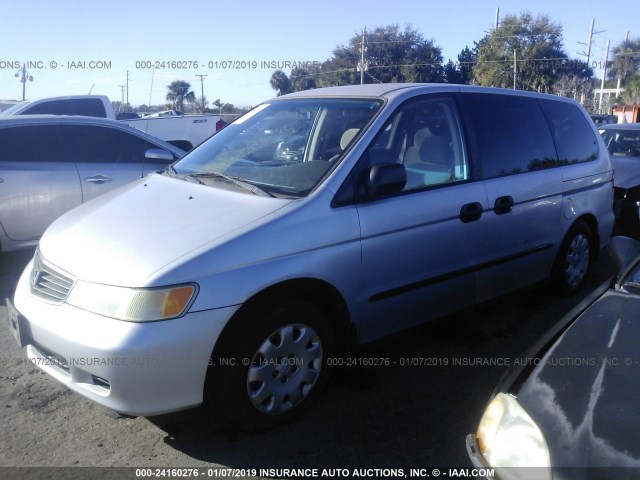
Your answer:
[601,123,640,235]
[467,236,640,479]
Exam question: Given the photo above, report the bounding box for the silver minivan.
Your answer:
[8,84,614,429]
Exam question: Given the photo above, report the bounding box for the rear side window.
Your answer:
[0,125,63,162]
[461,93,558,179]
[22,99,107,118]
[538,100,598,164]
[60,125,157,163]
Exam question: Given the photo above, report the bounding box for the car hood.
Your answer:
[613,156,640,190]
[516,290,640,471]
[39,173,293,286]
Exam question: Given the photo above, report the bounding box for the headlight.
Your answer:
[67,281,197,322]
[477,393,551,476]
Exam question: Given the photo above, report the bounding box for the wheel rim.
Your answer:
[564,233,590,288]
[247,323,323,415]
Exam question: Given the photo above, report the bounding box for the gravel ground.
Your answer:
[0,247,615,479]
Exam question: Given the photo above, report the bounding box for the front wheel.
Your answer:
[551,222,593,295]
[207,300,335,430]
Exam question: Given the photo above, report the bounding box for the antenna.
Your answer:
[88,84,94,95]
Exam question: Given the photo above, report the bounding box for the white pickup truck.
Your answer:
[0,95,225,150]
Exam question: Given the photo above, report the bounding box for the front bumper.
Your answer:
[12,259,238,416]
[466,434,493,472]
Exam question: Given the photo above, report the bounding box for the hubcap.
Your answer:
[564,233,590,288]
[247,324,322,414]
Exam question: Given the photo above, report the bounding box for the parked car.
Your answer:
[8,84,614,430]
[600,123,640,235]
[466,236,640,479]
[0,95,224,151]
[590,114,617,126]
[0,116,184,252]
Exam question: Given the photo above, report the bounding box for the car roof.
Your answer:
[0,115,184,154]
[0,114,126,127]
[274,83,583,105]
[267,83,579,109]
[600,123,640,130]
[279,83,428,99]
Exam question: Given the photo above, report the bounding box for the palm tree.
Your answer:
[166,80,196,111]
[269,70,292,96]
[610,39,640,87]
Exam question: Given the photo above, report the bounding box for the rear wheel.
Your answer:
[551,221,593,295]
[207,300,335,430]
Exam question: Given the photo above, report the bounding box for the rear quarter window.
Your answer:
[538,99,598,164]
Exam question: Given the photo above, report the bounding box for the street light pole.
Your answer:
[15,64,33,101]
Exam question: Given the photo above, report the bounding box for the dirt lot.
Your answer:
[0,247,614,479]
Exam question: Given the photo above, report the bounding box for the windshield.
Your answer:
[171,98,382,197]
[600,128,640,158]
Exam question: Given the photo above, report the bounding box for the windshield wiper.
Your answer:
[182,172,275,197]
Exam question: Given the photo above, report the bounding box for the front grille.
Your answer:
[30,251,75,303]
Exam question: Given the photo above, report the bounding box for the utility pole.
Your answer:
[15,64,33,101]
[578,18,604,105]
[196,74,208,111]
[126,70,130,111]
[582,19,594,104]
[118,85,126,112]
[357,26,368,85]
[513,50,517,90]
[495,8,500,30]
[585,18,595,68]
[599,40,610,114]
[616,30,630,96]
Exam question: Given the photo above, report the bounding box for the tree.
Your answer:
[268,25,445,91]
[472,12,588,93]
[445,46,476,84]
[609,38,640,87]
[197,96,208,114]
[270,70,292,96]
[552,68,593,101]
[619,73,640,104]
[318,25,444,86]
[166,80,196,111]
[290,66,319,92]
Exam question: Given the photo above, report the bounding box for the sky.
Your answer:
[1,0,638,108]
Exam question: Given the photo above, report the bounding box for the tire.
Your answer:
[207,300,335,431]
[551,221,593,295]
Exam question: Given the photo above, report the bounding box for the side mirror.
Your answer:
[145,148,174,162]
[363,163,406,200]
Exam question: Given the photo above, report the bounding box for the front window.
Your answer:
[171,98,382,197]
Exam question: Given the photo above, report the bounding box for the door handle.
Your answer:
[459,202,483,223]
[494,195,514,215]
[84,175,113,184]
